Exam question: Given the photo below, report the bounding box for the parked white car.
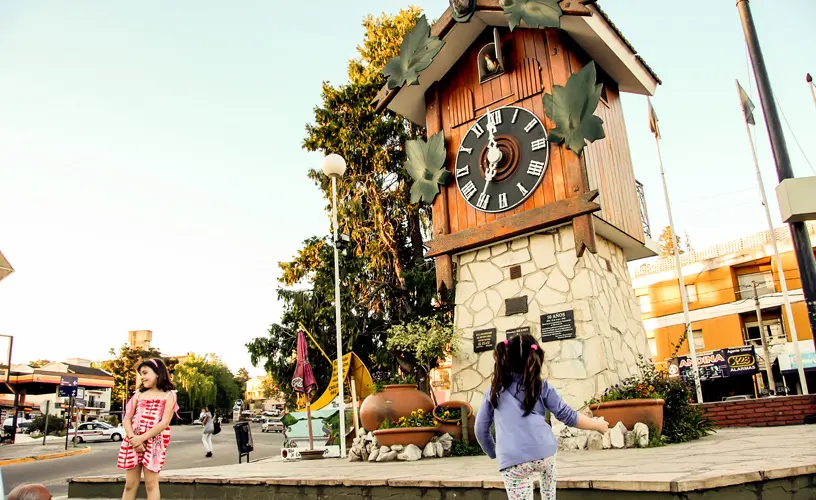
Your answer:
[262,417,284,433]
[68,421,125,443]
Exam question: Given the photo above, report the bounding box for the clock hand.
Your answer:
[485,107,501,165]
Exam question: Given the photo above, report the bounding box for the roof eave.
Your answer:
[377,2,660,127]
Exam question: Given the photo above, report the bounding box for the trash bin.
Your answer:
[233,422,254,464]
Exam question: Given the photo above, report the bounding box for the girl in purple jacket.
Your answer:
[475,333,609,500]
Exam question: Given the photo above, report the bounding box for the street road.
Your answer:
[2,423,283,497]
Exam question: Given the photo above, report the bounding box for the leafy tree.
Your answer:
[386,314,457,395]
[28,359,51,368]
[247,8,449,406]
[657,225,689,258]
[101,345,172,411]
[174,361,216,413]
[234,367,250,395]
[174,354,240,417]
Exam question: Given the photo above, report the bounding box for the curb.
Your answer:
[0,446,92,467]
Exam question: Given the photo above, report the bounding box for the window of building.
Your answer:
[744,318,786,345]
[639,295,652,313]
[686,284,697,303]
[692,330,704,351]
[737,272,774,299]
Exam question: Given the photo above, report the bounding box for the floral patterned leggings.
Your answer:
[500,456,557,500]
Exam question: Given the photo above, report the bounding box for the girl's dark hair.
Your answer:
[489,334,545,416]
[136,358,176,392]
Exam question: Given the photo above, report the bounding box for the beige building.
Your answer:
[128,330,153,350]
[245,376,284,412]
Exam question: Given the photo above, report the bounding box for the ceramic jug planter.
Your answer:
[359,384,434,432]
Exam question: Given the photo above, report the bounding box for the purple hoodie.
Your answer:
[475,376,578,471]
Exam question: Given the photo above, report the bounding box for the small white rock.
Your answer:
[575,432,588,450]
[587,431,604,451]
[391,444,404,452]
[633,422,649,448]
[624,431,636,449]
[368,447,380,462]
[348,450,362,462]
[610,422,626,449]
[379,445,390,455]
[376,450,398,462]
[397,444,423,461]
[434,442,444,457]
[602,431,612,449]
[423,442,437,458]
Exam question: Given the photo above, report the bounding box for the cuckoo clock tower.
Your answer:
[374,0,661,409]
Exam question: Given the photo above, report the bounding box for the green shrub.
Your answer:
[105,415,121,427]
[586,356,715,444]
[450,440,485,457]
[29,414,66,434]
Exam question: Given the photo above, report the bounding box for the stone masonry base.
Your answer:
[451,225,652,410]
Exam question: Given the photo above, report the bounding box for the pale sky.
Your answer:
[1,1,814,375]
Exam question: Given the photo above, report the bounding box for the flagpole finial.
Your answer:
[807,73,812,83]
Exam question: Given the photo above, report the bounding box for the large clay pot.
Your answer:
[359,385,434,432]
[372,427,438,448]
[433,401,475,443]
[589,399,665,434]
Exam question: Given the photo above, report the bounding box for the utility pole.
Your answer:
[752,281,776,395]
[737,1,816,349]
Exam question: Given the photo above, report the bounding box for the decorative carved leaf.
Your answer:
[500,0,562,31]
[383,15,445,90]
[405,131,451,204]
[543,61,606,156]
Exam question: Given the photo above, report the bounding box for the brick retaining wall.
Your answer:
[699,395,816,428]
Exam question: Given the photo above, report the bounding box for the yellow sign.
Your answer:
[299,352,374,411]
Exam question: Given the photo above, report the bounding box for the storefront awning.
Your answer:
[776,341,816,374]
[668,346,759,381]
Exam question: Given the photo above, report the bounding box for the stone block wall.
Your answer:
[451,224,651,411]
[700,395,816,428]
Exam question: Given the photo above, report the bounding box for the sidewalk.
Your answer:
[69,426,815,497]
[0,443,91,466]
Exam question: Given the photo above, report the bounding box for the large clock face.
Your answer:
[455,106,549,213]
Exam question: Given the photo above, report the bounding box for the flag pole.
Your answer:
[736,80,809,394]
[808,74,816,113]
[648,99,704,403]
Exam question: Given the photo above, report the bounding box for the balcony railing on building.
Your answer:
[636,180,651,239]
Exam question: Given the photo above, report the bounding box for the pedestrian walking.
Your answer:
[200,405,214,457]
[475,334,609,500]
[117,358,178,500]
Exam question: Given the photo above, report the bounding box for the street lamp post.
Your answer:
[322,153,347,459]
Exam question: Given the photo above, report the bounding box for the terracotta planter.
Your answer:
[372,427,438,448]
[589,399,665,435]
[359,385,434,432]
[433,401,475,443]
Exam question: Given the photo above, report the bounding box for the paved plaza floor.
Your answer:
[70,425,815,495]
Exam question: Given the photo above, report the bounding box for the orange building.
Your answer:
[632,222,816,400]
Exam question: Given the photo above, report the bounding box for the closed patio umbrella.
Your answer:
[292,330,318,450]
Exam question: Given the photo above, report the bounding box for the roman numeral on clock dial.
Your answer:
[498,193,508,209]
[524,119,538,133]
[527,160,545,176]
[459,145,473,155]
[531,138,547,151]
[455,165,470,178]
[489,109,502,125]
[476,192,490,210]
[471,122,484,139]
[517,183,529,196]
[461,180,478,200]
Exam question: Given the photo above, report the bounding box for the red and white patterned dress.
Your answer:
[116,391,176,473]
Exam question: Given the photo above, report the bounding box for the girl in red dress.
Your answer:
[117,358,178,500]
